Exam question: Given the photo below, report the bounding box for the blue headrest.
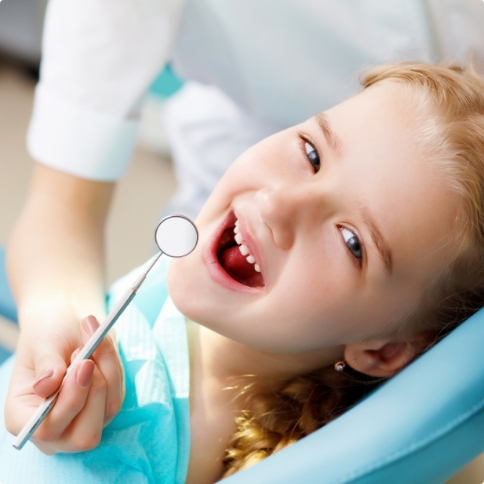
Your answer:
[223,308,484,483]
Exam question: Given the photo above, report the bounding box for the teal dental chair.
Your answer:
[0,246,483,482]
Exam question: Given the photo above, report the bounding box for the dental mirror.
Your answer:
[13,215,198,451]
[155,214,199,257]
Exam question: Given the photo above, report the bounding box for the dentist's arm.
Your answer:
[4,164,123,454]
[30,0,185,183]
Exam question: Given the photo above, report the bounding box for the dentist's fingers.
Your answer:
[31,359,95,446]
[80,316,125,425]
[31,334,71,399]
[8,315,124,455]
[55,365,109,453]
[4,325,82,442]
[33,361,108,454]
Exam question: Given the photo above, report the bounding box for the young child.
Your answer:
[2,62,484,484]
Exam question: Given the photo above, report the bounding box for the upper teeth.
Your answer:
[239,244,250,256]
[234,219,261,272]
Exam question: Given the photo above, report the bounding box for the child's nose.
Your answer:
[256,183,333,250]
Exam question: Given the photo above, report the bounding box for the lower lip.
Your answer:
[203,212,264,294]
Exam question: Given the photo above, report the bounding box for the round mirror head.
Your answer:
[155,215,198,258]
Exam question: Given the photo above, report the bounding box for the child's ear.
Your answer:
[344,336,427,378]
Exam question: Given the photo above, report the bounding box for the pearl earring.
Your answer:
[334,360,346,371]
[334,358,356,372]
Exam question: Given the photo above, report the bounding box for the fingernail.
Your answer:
[77,360,94,388]
[33,369,54,389]
[83,316,98,335]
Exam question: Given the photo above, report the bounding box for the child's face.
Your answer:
[168,83,459,354]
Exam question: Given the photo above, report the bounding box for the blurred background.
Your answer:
[0,1,482,482]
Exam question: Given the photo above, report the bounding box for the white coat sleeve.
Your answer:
[27,0,186,181]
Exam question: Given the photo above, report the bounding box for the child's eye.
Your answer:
[339,227,363,264]
[304,141,321,173]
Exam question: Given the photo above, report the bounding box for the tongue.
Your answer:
[219,246,264,288]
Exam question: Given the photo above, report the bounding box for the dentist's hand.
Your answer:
[5,315,125,455]
[4,164,119,454]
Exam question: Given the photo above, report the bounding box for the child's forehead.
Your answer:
[334,81,418,114]
[320,85,421,152]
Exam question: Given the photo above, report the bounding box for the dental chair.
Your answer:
[1,245,483,483]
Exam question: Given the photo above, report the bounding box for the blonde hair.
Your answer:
[221,62,484,478]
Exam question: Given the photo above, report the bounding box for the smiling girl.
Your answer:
[3,62,484,484]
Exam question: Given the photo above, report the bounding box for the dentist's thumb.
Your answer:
[32,339,69,399]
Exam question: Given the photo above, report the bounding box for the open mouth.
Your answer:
[216,214,265,288]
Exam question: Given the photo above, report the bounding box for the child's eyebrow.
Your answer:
[315,112,340,155]
[360,207,393,275]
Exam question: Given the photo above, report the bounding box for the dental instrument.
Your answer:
[12,215,198,451]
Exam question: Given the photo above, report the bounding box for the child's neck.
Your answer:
[184,321,344,483]
[193,322,343,381]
